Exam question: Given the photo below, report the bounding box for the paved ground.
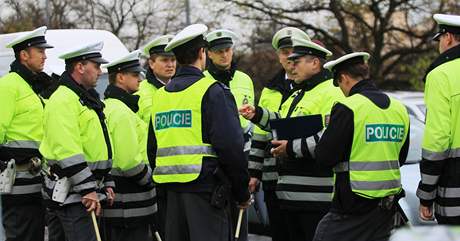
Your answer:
[249,234,271,241]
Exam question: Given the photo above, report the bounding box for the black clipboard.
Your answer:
[270,114,323,140]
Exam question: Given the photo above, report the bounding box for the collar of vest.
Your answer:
[146,68,166,89]
[296,68,332,91]
[166,66,205,92]
[60,71,112,159]
[104,84,140,113]
[206,60,237,86]
[9,60,54,95]
[349,79,379,96]
[60,71,105,112]
[265,69,294,101]
[424,44,460,82]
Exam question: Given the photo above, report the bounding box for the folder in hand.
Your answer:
[270,114,323,140]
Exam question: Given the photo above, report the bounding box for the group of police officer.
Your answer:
[0,11,459,241]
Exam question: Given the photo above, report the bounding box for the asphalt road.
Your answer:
[249,234,271,241]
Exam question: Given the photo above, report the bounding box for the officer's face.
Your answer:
[277,47,294,73]
[208,47,233,70]
[21,47,47,73]
[336,73,354,97]
[81,61,102,89]
[119,72,142,93]
[438,32,457,54]
[149,55,176,82]
[292,56,319,83]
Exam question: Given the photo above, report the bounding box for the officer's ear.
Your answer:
[116,72,126,84]
[74,62,85,74]
[18,49,30,62]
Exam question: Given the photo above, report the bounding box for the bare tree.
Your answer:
[225,0,460,88]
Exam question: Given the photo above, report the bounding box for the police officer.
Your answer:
[40,42,114,241]
[313,52,410,241]
[137,35,176,237]
[240,37,343,241]
[417,14,460,224]
[0,26,53,241]
[136,35,176,124]
[204,29,254,154]
[204,28,254,241]
[102,51,156,241]
[248,27,310,241]
[148,24,251,241]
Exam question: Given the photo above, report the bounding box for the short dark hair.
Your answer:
[304,55,327,67]
[108,71,134,84]
[108,72,118,84]
[14,48,32,61]
[454,33,460,42]
[65,60,89,73]
[172,36,207,65]
[149,53,159,61]
[337,63,369,80]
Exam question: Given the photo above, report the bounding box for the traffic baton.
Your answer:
[91,211,102,241]
[234,208,244,239]
[154,231,163,241]
[150,223,163,241]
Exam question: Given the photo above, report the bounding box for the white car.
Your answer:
[0,29,129,97]
[0,29,130,241]
[387,91,436,225]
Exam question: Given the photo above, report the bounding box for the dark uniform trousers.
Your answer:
[2,202,45,241]
[47,208,66,241]
[283,209,327,241]
[103,222,150,241]
[264,190,289,241]
[155,185,167,239]
[47,204,97,241]
[165,191,230,241]
[313,207,395,241]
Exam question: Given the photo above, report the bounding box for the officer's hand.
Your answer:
[106,187,115,207]
[239,104,255,120]
[271,140,288,158]
[82,191,101,216]
[419,204,434,221]
[238,195,254,209]
[248,177,260,193]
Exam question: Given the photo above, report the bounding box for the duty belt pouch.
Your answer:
[52,176,70,203]
[378,195,395,210]
[211,184,228,209]
[0,159,16,193]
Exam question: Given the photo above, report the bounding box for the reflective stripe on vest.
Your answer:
[156,146,216,157]
[278,175,334,187]
[1,140,40,149]
[276,191,332,202]
[152,76,217,184]
[338,94,409,198]
[103,205,157,218]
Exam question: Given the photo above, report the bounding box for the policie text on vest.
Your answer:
[365,124,405,142]
[155,110,192,130]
